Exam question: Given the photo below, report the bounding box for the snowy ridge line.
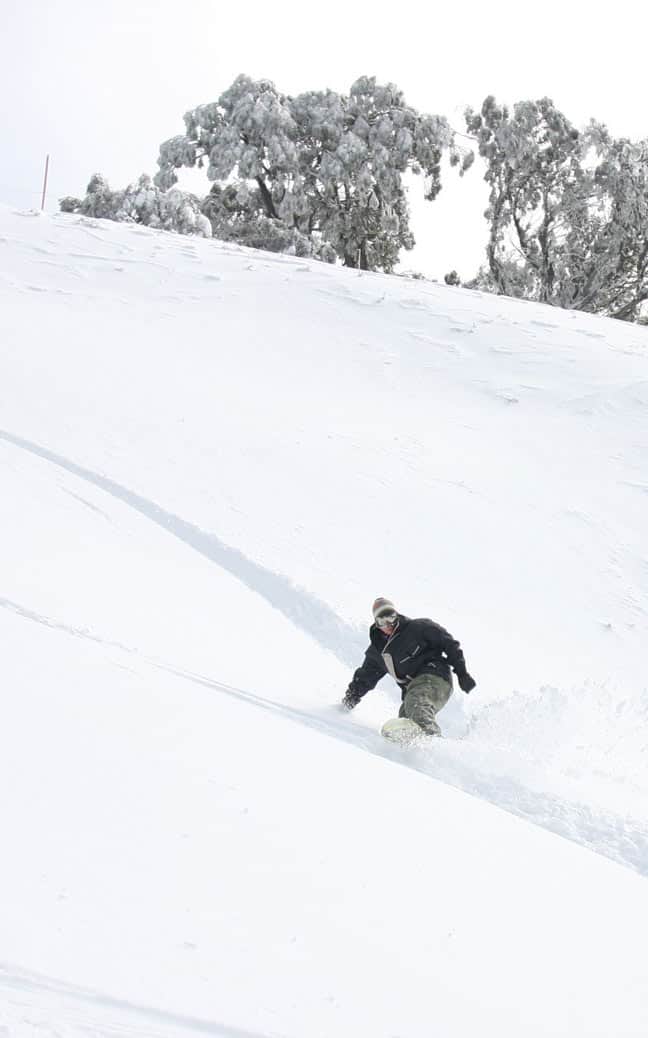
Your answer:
[0,962,285,1038]
[4,590,648,878]
[0,429,365,665]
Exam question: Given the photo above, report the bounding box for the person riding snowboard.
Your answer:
[342,598,476,735]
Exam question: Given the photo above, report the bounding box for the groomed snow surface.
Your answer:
[1,206,647,1037]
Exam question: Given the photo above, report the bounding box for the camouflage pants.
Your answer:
[398,673,452,736]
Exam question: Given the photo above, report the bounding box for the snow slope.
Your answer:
[1,206,648,1037]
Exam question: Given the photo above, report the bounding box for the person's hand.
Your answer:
[342,691,360,711]
[457,669,476,693]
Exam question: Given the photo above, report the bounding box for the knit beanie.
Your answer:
[372,597,396,619]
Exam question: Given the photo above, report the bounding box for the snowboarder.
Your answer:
[342,598,476,736]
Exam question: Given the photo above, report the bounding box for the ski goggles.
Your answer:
[375,610,398,629]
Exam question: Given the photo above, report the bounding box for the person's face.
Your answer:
[375,610,398,635]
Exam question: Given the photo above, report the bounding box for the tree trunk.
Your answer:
[255,176,279,220]
[343,245,369,270]
[537,192,555,303]
[487,175,509,294]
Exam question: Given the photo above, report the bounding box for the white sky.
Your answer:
[2,0,647,278]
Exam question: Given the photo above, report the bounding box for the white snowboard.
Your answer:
[381,717,426,745]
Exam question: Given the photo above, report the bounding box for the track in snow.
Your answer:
[0,962,277,1038]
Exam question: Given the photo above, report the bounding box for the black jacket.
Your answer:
[347,615,467,703]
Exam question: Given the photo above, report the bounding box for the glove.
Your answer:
[342,690,361,711]
[456,669,476,694]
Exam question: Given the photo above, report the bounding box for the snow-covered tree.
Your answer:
[156,74,468,271]
[466,97,648,321]
[60,174,211,238]
[292,78,427,270]
[126,175,212,236]
[570,126,648,320]
[60,174,125,220]
[465,97,583,302]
